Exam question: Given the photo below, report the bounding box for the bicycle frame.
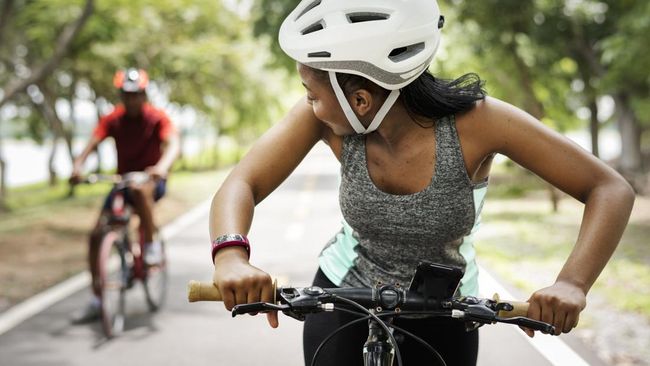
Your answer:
[363,316,395,366]
[97,172,159,281]
[101,189,148,281]
[86,172,168,337]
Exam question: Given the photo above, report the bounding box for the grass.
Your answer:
[0,168,230,311]
[476,186,650,319]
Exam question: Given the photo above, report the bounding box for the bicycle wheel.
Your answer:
[98,231,127,337]
[143,234,168,311]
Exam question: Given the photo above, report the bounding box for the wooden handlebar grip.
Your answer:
[187,281,222,302]
[187,279,278,303]
[497,301,529,318]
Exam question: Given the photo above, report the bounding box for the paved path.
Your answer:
[0,142,603,365]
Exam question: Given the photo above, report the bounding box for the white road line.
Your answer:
[0,272,91,336]
[0,198,212,337]
[478,264,590,366]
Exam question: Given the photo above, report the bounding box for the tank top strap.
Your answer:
[434,114,471,183]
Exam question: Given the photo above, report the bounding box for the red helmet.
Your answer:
[113,68,149,92]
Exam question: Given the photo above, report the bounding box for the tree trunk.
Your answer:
[0,130,7,210]
[588,98,600,158]
[32,84,73,186]
[92,98,106,173]
[48,136,58,186]
[0,159,6,210]
[0,0,94,109]
[178,129,186,170]
[507,41,560,211]
[615,93,642,174]
[67,77,79,160]
[0,0,14,46]
[40,84,74,161]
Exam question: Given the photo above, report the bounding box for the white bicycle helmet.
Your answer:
[279,0,445,134]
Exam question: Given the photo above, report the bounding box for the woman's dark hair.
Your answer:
[312,67,486,125]
[400,71,486,121]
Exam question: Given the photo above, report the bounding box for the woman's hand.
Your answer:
[212,247,279,328]
[525,280,586,337]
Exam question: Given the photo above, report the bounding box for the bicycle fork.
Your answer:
[363,317,395,366]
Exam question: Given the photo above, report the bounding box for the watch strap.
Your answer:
[211,234,250,263]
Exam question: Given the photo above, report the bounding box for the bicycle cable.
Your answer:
[310,310,369,366]
[331,295,403,366]
[310,308,450,366]
[387,321,447,366]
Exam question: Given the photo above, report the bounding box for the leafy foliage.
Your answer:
[1,0,289,147]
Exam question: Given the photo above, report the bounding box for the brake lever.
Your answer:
[231,302,288,317]
[495,316,556,334]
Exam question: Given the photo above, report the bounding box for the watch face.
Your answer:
[215,234,248,244]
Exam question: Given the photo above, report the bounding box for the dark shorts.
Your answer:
[102,179,167,211]
[303,268,479,366]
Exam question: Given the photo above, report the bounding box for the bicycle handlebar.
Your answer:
[187,281,527,315]
[187,280,552,333]
[77,172,151,188]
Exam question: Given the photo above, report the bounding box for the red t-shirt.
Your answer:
[93,103,176,174]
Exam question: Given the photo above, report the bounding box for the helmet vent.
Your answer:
[301,21,325,35]
[388,42,425,62]
[307,51,331,58]
[295,0,322,21]
[347,12,390,23]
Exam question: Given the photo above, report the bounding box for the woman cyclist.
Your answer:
[208,0,635,364]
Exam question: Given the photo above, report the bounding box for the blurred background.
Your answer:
[0,0,648,365]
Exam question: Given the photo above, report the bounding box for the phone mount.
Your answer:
[408,262,464,300]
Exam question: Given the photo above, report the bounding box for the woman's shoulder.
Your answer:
[454,96,539,156]
[455,96,523,125]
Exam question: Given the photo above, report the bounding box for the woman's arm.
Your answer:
[466,97,635,336]
[210,98,325,327]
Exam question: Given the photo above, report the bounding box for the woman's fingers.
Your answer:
[528,281,586,336]
[267,311,279,328]
[214,266,278,327]
[539,302,555,334]
[524,301,542,338]
[260,275,278,327]
[563,312,579,333]
[222,288,236,311]
[552,311,567,336]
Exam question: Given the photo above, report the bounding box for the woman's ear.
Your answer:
[349,89,373,117]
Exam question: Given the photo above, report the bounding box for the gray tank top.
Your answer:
[325,114,482,289]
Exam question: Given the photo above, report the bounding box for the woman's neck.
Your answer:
[370,100,432,150]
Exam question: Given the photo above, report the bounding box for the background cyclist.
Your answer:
[208,1,634,365]
[70,68,180,323]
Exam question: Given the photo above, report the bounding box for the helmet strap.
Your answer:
[328,71,400,135]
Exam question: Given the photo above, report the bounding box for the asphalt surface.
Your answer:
[0,142,602,365]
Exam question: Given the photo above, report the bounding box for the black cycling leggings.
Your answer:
[303,269,479,366]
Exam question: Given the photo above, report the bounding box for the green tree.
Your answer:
[449,0,648,188]
[600,0,650,180]
[0,0,94,205]
[1,0,289,202]
[251,0,295,72]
